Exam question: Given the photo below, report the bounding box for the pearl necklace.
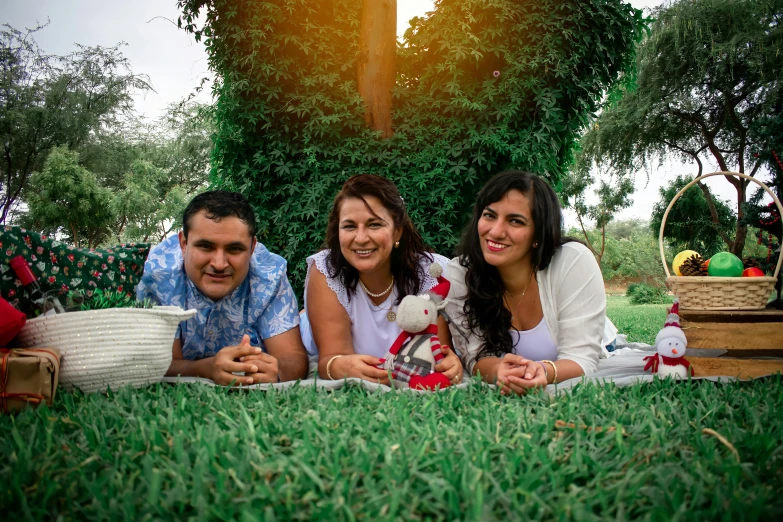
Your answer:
[359,277,394,298]
[359,277,397,322]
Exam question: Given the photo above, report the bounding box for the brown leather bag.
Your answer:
[1,347,61,413]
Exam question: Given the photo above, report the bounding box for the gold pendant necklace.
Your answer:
[504,269,535,321]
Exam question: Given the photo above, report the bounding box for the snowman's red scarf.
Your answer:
[387,324,443,362]
[643,353,695,375]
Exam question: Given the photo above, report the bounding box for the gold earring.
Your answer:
[395,241,400,248]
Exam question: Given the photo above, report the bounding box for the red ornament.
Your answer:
[742,267,766,277]
[773,149,783,172]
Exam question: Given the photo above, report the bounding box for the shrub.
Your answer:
[177,0,646,295]
[626,282,671,305]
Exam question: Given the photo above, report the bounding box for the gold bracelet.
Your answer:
[540,360,558,384]
[326,355,344,380]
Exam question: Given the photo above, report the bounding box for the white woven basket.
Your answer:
[659,171,783,310]
[16,306,196,393]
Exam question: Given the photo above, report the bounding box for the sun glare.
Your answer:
[397,0,435,38]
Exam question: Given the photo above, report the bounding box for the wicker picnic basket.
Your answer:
[659,171,783,310]
[15,306,195,393]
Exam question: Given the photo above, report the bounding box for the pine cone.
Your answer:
[699,261,709,276]
[680,253,704,276]
[743,257,761,270]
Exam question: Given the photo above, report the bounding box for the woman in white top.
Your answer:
[445,170,606,395]
[302,174,463,384]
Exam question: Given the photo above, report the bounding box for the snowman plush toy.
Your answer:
[643,299,695,379]
[378,264,453,391]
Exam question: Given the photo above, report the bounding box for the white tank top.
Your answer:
[510,318,558,361]
[350,286,401,358]
[300,250,449,357]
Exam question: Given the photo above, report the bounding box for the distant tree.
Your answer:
[651,175,735,257]
[0,23,151,223]
[78,101,213,243]
[562,157,635,267]
[605,218,650,241]
[147,101,214,194]
[25,147,115,248]
[567,221,665,283]
[112,159,190,243]
[579,0,783,258]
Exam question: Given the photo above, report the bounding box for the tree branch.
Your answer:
[666,107,731,174]
[748,158,764,178]
[696,180,733,250]
[575,204,599,259]
[724,96,747,173]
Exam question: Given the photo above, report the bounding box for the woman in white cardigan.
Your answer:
[445,170,606,395]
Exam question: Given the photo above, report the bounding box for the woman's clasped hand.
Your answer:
[494,354,547,396]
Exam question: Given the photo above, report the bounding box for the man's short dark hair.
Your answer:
[182,190,257,240]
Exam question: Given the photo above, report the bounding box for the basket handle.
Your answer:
[658,171,783,279]
[149,306,198,322]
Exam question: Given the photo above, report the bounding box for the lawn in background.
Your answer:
[3,300,782,520]
[607,295,668,345]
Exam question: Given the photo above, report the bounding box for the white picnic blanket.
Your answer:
[163,335,763,394]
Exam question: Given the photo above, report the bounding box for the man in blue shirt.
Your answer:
[137,190,308,385]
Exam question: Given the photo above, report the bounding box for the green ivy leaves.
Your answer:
[176,0,645,296]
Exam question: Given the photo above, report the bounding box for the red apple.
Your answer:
[742,267,765,277]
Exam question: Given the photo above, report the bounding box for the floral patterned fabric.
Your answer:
[135,234,300,360]
[0,226,150,313]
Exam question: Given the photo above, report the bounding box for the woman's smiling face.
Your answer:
[477,189,537,270]
[338,196,402,276]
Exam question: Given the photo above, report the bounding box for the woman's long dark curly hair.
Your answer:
[324,174,431,304]
[456,170,573,363]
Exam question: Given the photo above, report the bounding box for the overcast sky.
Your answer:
[3,0,752,227]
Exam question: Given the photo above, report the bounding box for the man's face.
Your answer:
[179,210,256,301]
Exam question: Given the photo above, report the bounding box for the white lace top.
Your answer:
[300,250,450,357]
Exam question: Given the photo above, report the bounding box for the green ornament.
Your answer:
[707,252,744,277]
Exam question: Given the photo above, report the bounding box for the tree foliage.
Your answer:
[568,219,666,283]
[96,102,214,242]
[651,175,735,258]
[177,0,646,291]
[579,0,783,258]
[0,23,151,223]
[26,147,115,248]
[19,101,213,245]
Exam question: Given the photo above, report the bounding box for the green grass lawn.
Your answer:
[607,295,669,346]
[3,301,783,520]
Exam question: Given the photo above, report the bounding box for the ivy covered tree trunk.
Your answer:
[177,0,645,296]
[358,0,396,138]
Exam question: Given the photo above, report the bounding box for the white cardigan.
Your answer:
[445,241,607,375]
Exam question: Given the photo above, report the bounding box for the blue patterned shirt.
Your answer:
[136,234,300,360]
